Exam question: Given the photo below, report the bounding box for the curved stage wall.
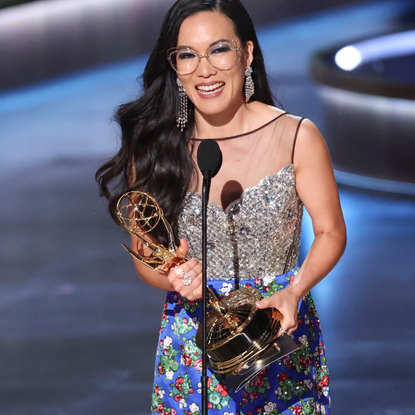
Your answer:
[311,30,415,193]
[0,0,382,91]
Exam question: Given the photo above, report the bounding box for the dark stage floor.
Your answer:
[1,1,414,414]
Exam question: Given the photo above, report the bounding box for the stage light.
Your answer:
[334,30,415,71]
[334,46,362,71]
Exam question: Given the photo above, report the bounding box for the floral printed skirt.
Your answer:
[151,267,330,415]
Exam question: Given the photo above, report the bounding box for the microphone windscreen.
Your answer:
[197,139,223,178]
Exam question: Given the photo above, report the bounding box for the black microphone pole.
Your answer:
[197,139,222,415]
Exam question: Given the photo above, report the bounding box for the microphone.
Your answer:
[196,138,222,415]
[197,139,222,179]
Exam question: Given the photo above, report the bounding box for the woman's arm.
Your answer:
[256,119,347,333]
[125,161,203,300]
[130,235,203,301]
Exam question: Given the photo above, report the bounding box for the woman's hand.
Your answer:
[167,238,203,301]
[255,285,301,336]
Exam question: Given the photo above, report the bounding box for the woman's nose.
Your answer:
[195,56,217,78]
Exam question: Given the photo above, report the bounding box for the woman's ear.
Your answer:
[244,40,254,68]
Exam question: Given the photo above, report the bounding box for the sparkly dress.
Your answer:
[151,115,330,415]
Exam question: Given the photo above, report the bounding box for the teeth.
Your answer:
[197,83,224,92]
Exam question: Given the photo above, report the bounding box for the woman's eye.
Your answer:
[178,52,196,60]
[211,46,232,54]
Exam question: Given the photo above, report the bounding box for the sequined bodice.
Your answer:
[177,164,303,281]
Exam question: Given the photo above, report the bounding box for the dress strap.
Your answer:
[191,111,288,141]
[291,117,306,164]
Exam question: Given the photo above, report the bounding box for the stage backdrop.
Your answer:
[0,0,391,91]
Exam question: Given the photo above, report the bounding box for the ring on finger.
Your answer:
[177,271,191,279]
[174,266,193,286]
[183,274,193,286]
[175,266,188,279]
[279,327,289,336]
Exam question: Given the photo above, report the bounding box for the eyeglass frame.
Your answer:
[167,40,244,75]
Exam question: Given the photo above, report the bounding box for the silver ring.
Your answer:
[175,267,190,279]
[279,327,289,336]
[183,276,192,286]
[175,266,193,286]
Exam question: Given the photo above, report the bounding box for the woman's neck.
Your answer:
[193,100,254,139]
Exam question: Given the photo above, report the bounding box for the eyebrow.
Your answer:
[209,38,232,47]
[176,39,233,50]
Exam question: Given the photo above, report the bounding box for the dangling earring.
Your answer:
[244,66,255,102]
[176,78,188,132]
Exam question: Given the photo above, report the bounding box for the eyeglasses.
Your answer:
[167,40,242,75]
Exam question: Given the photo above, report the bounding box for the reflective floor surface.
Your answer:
[1,1,414,414]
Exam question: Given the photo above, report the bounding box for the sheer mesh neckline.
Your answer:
[191,111,287,141]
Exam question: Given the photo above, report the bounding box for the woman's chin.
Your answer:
[193,98,244,120]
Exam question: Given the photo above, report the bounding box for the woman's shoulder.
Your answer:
[246,103,327,152]
[248,102,307,127]
[250,103,326,154]
[248,101,285,122]
[255,103,322,136]
[290,117,329,168]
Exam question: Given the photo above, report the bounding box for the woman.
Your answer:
[96,0,346,413]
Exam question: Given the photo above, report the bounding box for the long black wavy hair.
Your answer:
[96,0,275,245]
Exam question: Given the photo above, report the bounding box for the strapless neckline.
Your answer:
[186,163,295,214]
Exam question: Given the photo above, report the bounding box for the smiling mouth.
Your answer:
[196,82,225,94]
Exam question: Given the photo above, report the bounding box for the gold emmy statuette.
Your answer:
[116,191,187,271]
[116,191,298,388]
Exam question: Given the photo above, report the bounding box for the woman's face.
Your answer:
[176,11,254,120]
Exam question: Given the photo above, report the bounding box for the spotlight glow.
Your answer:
[335,46,362,71]
[334,30,415,71]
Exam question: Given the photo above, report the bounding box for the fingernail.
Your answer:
[256,302,261,308]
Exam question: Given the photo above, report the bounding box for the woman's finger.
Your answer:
[168,260,203,300]
[277,313,298,336]
[175,238,189,257]
[186,286,203,301]
[185,258,201,271]
[256,297,271,309]
[254,291,299,336]
[278,322,298,337]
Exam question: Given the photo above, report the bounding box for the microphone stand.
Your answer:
[197,138,222,415]
[201,171,211,415]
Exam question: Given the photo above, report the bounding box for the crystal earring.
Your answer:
[244,66,255,102]
[176,78,188,132]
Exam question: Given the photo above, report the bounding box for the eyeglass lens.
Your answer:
[170,43,238,74]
